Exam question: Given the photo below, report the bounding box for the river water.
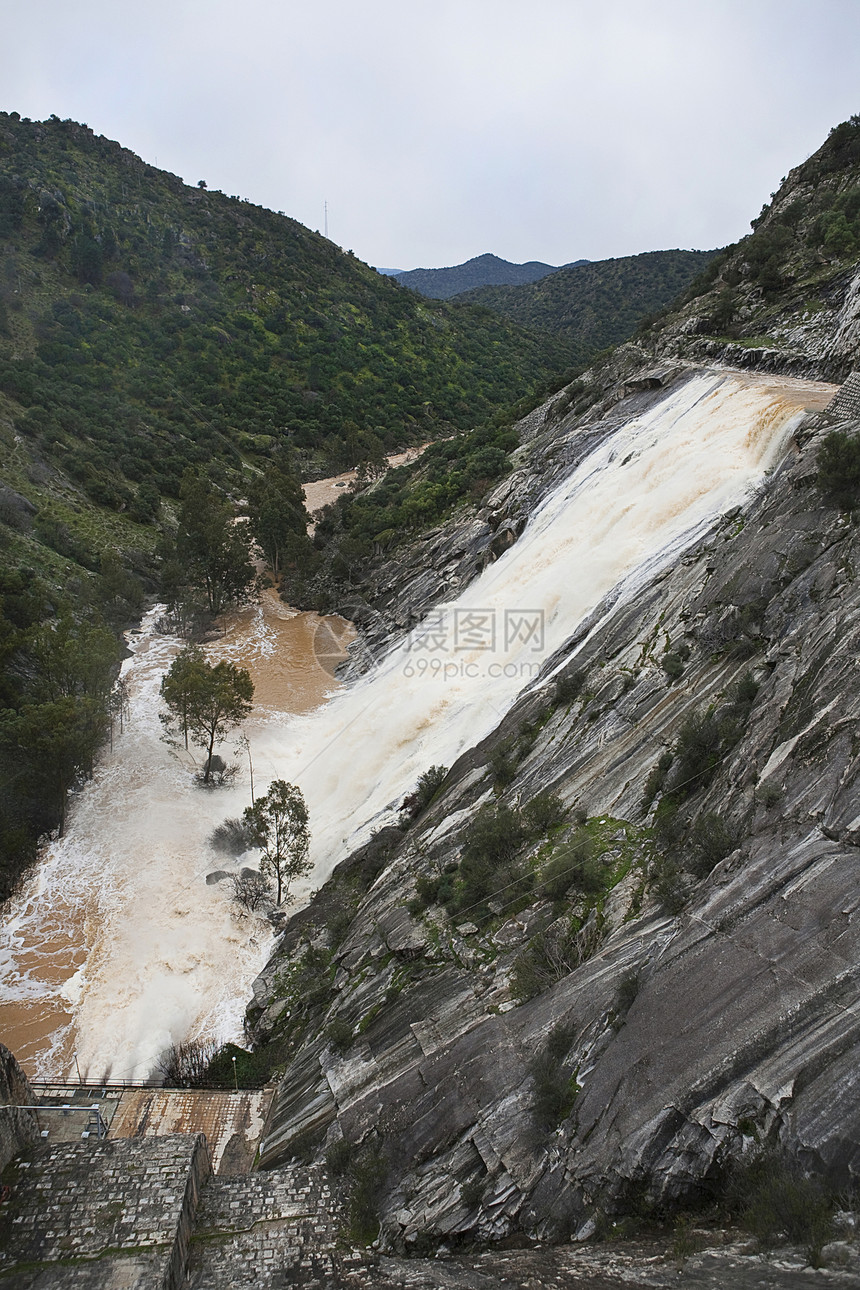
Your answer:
[0,592,353,1081]
[0,369,834,1081]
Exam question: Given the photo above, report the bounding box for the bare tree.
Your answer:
[230,870,272,912]
[156,1037,219,1087]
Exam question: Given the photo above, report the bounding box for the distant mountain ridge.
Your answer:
[393,252,588,299]
[460,249,717,366]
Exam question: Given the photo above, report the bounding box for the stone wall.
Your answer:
[825,371,860,417]
[0,1133,210,1289]
[185,1163,364,1287]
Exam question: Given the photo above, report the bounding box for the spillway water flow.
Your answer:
[0,370,822,1079]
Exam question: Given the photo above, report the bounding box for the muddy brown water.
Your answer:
[0,588,353,1081]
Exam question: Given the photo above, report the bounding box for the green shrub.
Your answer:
[326,1017,354,1053]
[448,802,531,916]
[540,829,599,902]
[325,1138,354,1176]
[818,429,860,510]
[642,750,673,811]
[688,812,740,876]
[327,900,357,948]
[731,672,760,709]
[511,915,602,1001]
[661,650,685,680]
[757,781,783,809]
[400,764,448,822]
[348,1146,388,1244]
[554,668,586,705]
[489,740,518,789]
[201,1042,274,1088]
[413,874,441,906]
[460,1177,486,1209]
[669,712,721,798]
[523,791,567,834]
[707,286,738,335]
[730,1151,834,1265]
[209,816,254,856]
[672,1215,705,1258]
[530,1024,580,1129]
[409,864,457,913]
[416,763,447,803]
[649,853,687,914]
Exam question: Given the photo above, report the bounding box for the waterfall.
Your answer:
[0,369,818,1080]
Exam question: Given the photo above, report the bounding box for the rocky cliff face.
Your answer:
[0,1042,37,1172]
[642,118,860,383]
[247,125,860,1252]
[247,362,860,1247]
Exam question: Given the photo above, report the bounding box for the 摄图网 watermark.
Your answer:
[401,608,545,680]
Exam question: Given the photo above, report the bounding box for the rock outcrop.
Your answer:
[0,1042,37,1173]
[247,359,860,1250]
[245,121,860,1255]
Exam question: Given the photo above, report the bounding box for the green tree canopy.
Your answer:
[0,696,110,836]
[160,648,254,783]
[175,471,255,615]
[242,778,310,905]
[247,462,311,580]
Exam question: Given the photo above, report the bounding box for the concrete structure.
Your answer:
[0,1134,210,1289]
[0,1047,38,1173]
[825,370,860,417]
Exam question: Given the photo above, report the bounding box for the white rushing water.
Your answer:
[0,370,817,1079]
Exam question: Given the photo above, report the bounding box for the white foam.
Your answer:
[0,370,808,1079]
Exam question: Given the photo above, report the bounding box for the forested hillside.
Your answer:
[0,112,585,898]
[460,249,716,366]
[0,113,576,495]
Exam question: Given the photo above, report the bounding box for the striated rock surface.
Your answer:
[248,358,860,1251]
[247,123,860,1256]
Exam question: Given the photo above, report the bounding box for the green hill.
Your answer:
[0,110,581,898]
[459,249,716,366]
[0,112,576,508]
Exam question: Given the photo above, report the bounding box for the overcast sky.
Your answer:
[3,0,860,271]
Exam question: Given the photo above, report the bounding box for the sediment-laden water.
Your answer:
[0,370,832,1080]
[0,592,352,1081]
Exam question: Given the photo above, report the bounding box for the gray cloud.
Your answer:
[3,0,860,268]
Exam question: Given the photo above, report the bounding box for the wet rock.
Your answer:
[251,362,860,1251]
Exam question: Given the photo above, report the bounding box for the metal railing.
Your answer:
[28,1077,267,1093]
[19,1103,110,1140]
[29,1078,163,1093]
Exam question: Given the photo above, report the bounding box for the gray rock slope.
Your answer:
[247,342,860,1249]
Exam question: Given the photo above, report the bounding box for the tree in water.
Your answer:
[242,779,310,905]
[160,648,254,783]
